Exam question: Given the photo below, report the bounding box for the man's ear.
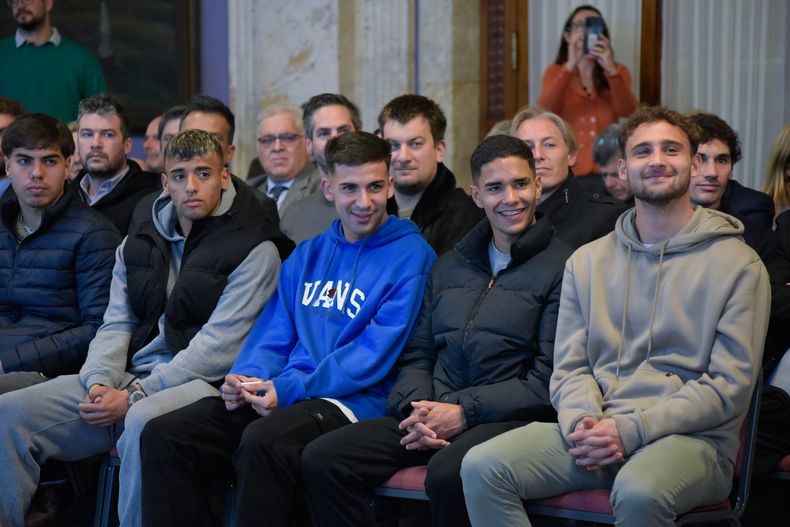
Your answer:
[617,158,627,181]
[690,153,702,179]
[320,177,333,202]
[469,182,483,208]
[160,172,169,194]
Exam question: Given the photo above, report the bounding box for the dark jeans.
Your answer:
[302,415,527,527]
[140,396,350,527]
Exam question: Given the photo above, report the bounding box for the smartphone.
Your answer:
[583,16,605,54]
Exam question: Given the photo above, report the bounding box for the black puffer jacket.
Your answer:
[387,214,573,427]
[0,185,120,375]
[538,172,627,249]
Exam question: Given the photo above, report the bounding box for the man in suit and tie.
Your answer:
[247,105,320,217]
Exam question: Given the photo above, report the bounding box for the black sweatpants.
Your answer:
[140,396,350,527]
[301,415,526,527]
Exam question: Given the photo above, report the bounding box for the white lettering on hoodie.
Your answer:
[302,280,365,319]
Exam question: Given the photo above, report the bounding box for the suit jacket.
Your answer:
[247,163,321,217]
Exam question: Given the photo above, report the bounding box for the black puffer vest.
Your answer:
[122,180,293,365]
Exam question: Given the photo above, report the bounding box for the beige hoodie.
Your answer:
[551,206,770,464]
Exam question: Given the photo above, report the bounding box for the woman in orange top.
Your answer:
[537,5,638,179]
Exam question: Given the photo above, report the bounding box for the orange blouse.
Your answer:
[536,63,638,177]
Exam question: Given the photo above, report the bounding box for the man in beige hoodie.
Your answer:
[460,106,770,527]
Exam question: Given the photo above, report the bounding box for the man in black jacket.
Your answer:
[302,135,573,527]
[74,94,161,234]
[380,94,483,255]
[512,106,626,249]
[0,113,119,394]
[687,111,775,259]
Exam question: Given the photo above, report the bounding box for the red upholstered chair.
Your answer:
[774,454,790,480]
[525,380,762,527]
[374,465,429,500]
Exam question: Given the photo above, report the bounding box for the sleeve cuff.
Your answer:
[272,375,305,408]
[612,414,641,455]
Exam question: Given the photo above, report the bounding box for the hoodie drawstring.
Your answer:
[615,242,666,378]
[616,243,632,378]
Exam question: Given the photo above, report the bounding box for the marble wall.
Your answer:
[228,0,481,188]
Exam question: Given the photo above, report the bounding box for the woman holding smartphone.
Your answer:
[536,5,638,182]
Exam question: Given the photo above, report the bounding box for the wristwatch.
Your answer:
[125,385,147,406]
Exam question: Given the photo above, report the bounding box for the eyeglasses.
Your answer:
[7,0,35,6]
[257,133,302,147]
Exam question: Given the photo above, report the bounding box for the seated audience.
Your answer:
[139,132,436,527]
[687,112,775,258]
[302,134,573,527]
[0,113,119,394]
[0,129,293,527]
[380,94,483,255]
[280,93,362,243]
[74,94,161,235]
[461,106,770,527]
[246,105,320,216]
[511,105,626,249]
[158,104,185,155]
[762,123,790,224]
[593,123,633,205]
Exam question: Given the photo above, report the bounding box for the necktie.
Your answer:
[270,185,287,203]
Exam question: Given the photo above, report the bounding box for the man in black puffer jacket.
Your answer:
[303,135,573,527]
[0,114,120,394]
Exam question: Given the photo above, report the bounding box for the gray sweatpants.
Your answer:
[0,374,219,527]
[460,422,733,527]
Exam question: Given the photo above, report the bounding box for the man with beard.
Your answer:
[461,106,770,527]
[0,0,106,122]
[280,93,362,243]
[380,94,482,255]
[74,94,161,235]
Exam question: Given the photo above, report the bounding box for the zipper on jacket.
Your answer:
[461,274,497,348]
[564,188,569,204]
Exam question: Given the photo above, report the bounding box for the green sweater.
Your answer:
[0,35,106,122]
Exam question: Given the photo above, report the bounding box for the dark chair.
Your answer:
[525,380,763,526]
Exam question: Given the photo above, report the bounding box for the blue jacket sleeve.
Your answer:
[272,269,431,408]
[2,221,120,376]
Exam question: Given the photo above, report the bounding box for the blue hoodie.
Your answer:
[231,216,436,421]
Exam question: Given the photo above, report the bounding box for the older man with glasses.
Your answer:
[247,104,320,217]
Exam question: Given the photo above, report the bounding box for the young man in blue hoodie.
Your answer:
[139,131,436,527]
[0,129,292,527]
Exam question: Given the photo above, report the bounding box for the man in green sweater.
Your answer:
[0,0,106,122]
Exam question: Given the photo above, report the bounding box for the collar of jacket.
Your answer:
[404,162,458,224]
[455,211,555,272]
[0,183,76,236]
[537,171,578,214]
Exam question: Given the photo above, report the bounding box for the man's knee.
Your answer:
[460,443,511,495]
[425,448,462,498]
[611,475,671,519]
[301,434,340,485]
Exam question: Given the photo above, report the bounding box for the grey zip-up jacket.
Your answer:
[551,206,770,465]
